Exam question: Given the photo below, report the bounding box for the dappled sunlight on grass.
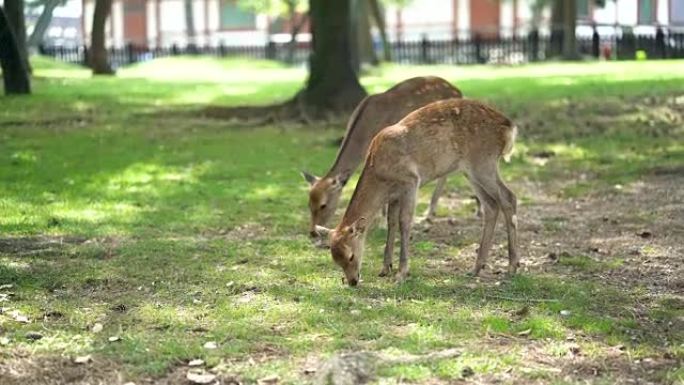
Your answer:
[1,57,682,383]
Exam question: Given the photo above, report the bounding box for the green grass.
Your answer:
[1,57,683,384]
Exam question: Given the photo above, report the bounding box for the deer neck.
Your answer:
[339,168,389,229]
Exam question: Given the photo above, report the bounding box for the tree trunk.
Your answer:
[548,0,563,58]
[356,0,378,67]
[368,0,390,61]
[0,5,31,94]
[28,0,60,48]
[4,0,30,73]
[298,0,366,116]
[90,0,114,74]
[562,0,578,60]
[184,0,196,50]
[286,3,307,64]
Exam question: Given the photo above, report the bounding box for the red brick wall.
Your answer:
[470,0,500,37]
[123,0,147,46]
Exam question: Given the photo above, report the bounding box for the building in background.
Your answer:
[384,0,681,41]
[59,0,684,48]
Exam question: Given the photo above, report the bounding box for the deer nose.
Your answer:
[309,230,319,238]
[348,277,358,286]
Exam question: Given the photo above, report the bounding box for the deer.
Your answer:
[315,98,518,286]
[302,76,481,238]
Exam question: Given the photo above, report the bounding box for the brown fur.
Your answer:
[329,99,519,285]
[304,77,463,236]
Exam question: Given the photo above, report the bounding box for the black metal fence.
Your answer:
[41,28,684,69]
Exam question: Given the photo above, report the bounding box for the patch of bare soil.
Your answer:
[0,236,88,257]
[0,354,243,385]
[411,173,683,384]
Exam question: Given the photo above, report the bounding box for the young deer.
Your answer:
[317,98,518,286]
[302,77,465,238]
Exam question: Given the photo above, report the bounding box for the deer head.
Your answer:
[328,217,367,286]
[302,170,351,237]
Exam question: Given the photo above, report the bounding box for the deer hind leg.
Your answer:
[396,182,419,283]
[468,179,500,276]
[425,176,447,219]
[380,199,400,277]
[497,175,519,274]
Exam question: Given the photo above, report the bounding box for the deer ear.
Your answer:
[314,225,332,237]
[349,217,368,236]
[301,170,319,186]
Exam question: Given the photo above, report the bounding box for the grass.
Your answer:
[1,57,683,384]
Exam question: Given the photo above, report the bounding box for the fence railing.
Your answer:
[40,28,684,69]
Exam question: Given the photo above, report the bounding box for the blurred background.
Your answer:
[11,0,684,68]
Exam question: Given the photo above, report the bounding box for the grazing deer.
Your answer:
[316,99,518,286]
[302,77,467,238]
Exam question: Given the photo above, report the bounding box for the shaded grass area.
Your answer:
[1,57,683,384]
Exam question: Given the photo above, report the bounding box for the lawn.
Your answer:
[0,57,683,384]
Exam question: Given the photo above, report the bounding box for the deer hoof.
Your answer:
[378,265,392,277]
[394,270,409,283]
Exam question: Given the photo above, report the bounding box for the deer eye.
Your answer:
[349,254,355,262]
[320,204,327,210]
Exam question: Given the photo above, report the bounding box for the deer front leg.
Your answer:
[396,184,418,283]
[380,200,400,277]
[425,176,447,219]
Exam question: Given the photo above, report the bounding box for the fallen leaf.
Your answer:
[186,369,217,384]
[188,359,205,367]
[74,355,92,364]
[108,336,121,342]
[560,310,572,317]
[517,328,532,337]
[203,341,217,349]
[14,314,29,323]
[92,323,103,333]
[257,374,280,384]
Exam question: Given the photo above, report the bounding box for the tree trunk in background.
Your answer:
[286,1,306,65]
[299,0,366,116]
[28,0,60,48]
[562,0,578,60]
[4,0,30,73]
[90,0,114,74]
[547,0,563,58]
[0,5,31,94]
[369,0,390,62]
[184,0,196,50]
[356,0,378,67]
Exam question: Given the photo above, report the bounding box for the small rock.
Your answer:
[560,310,572,317]
[186,370,217,384]
[0,284,13,290]
[26,332,43,341]
[92,323,103,333]
[0,337,10,346]
[188,359,205,367]
[257,374,280,384]
[203,341,218,350]
[74,355,92,364]
[350,309,360,315]
[108,336,121,342]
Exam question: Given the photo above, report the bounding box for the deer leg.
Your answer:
[380,199,399,277]
[396,183,418,283]
[425,176,447,219]
[497,175,519,274]
[468,174,500,276]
